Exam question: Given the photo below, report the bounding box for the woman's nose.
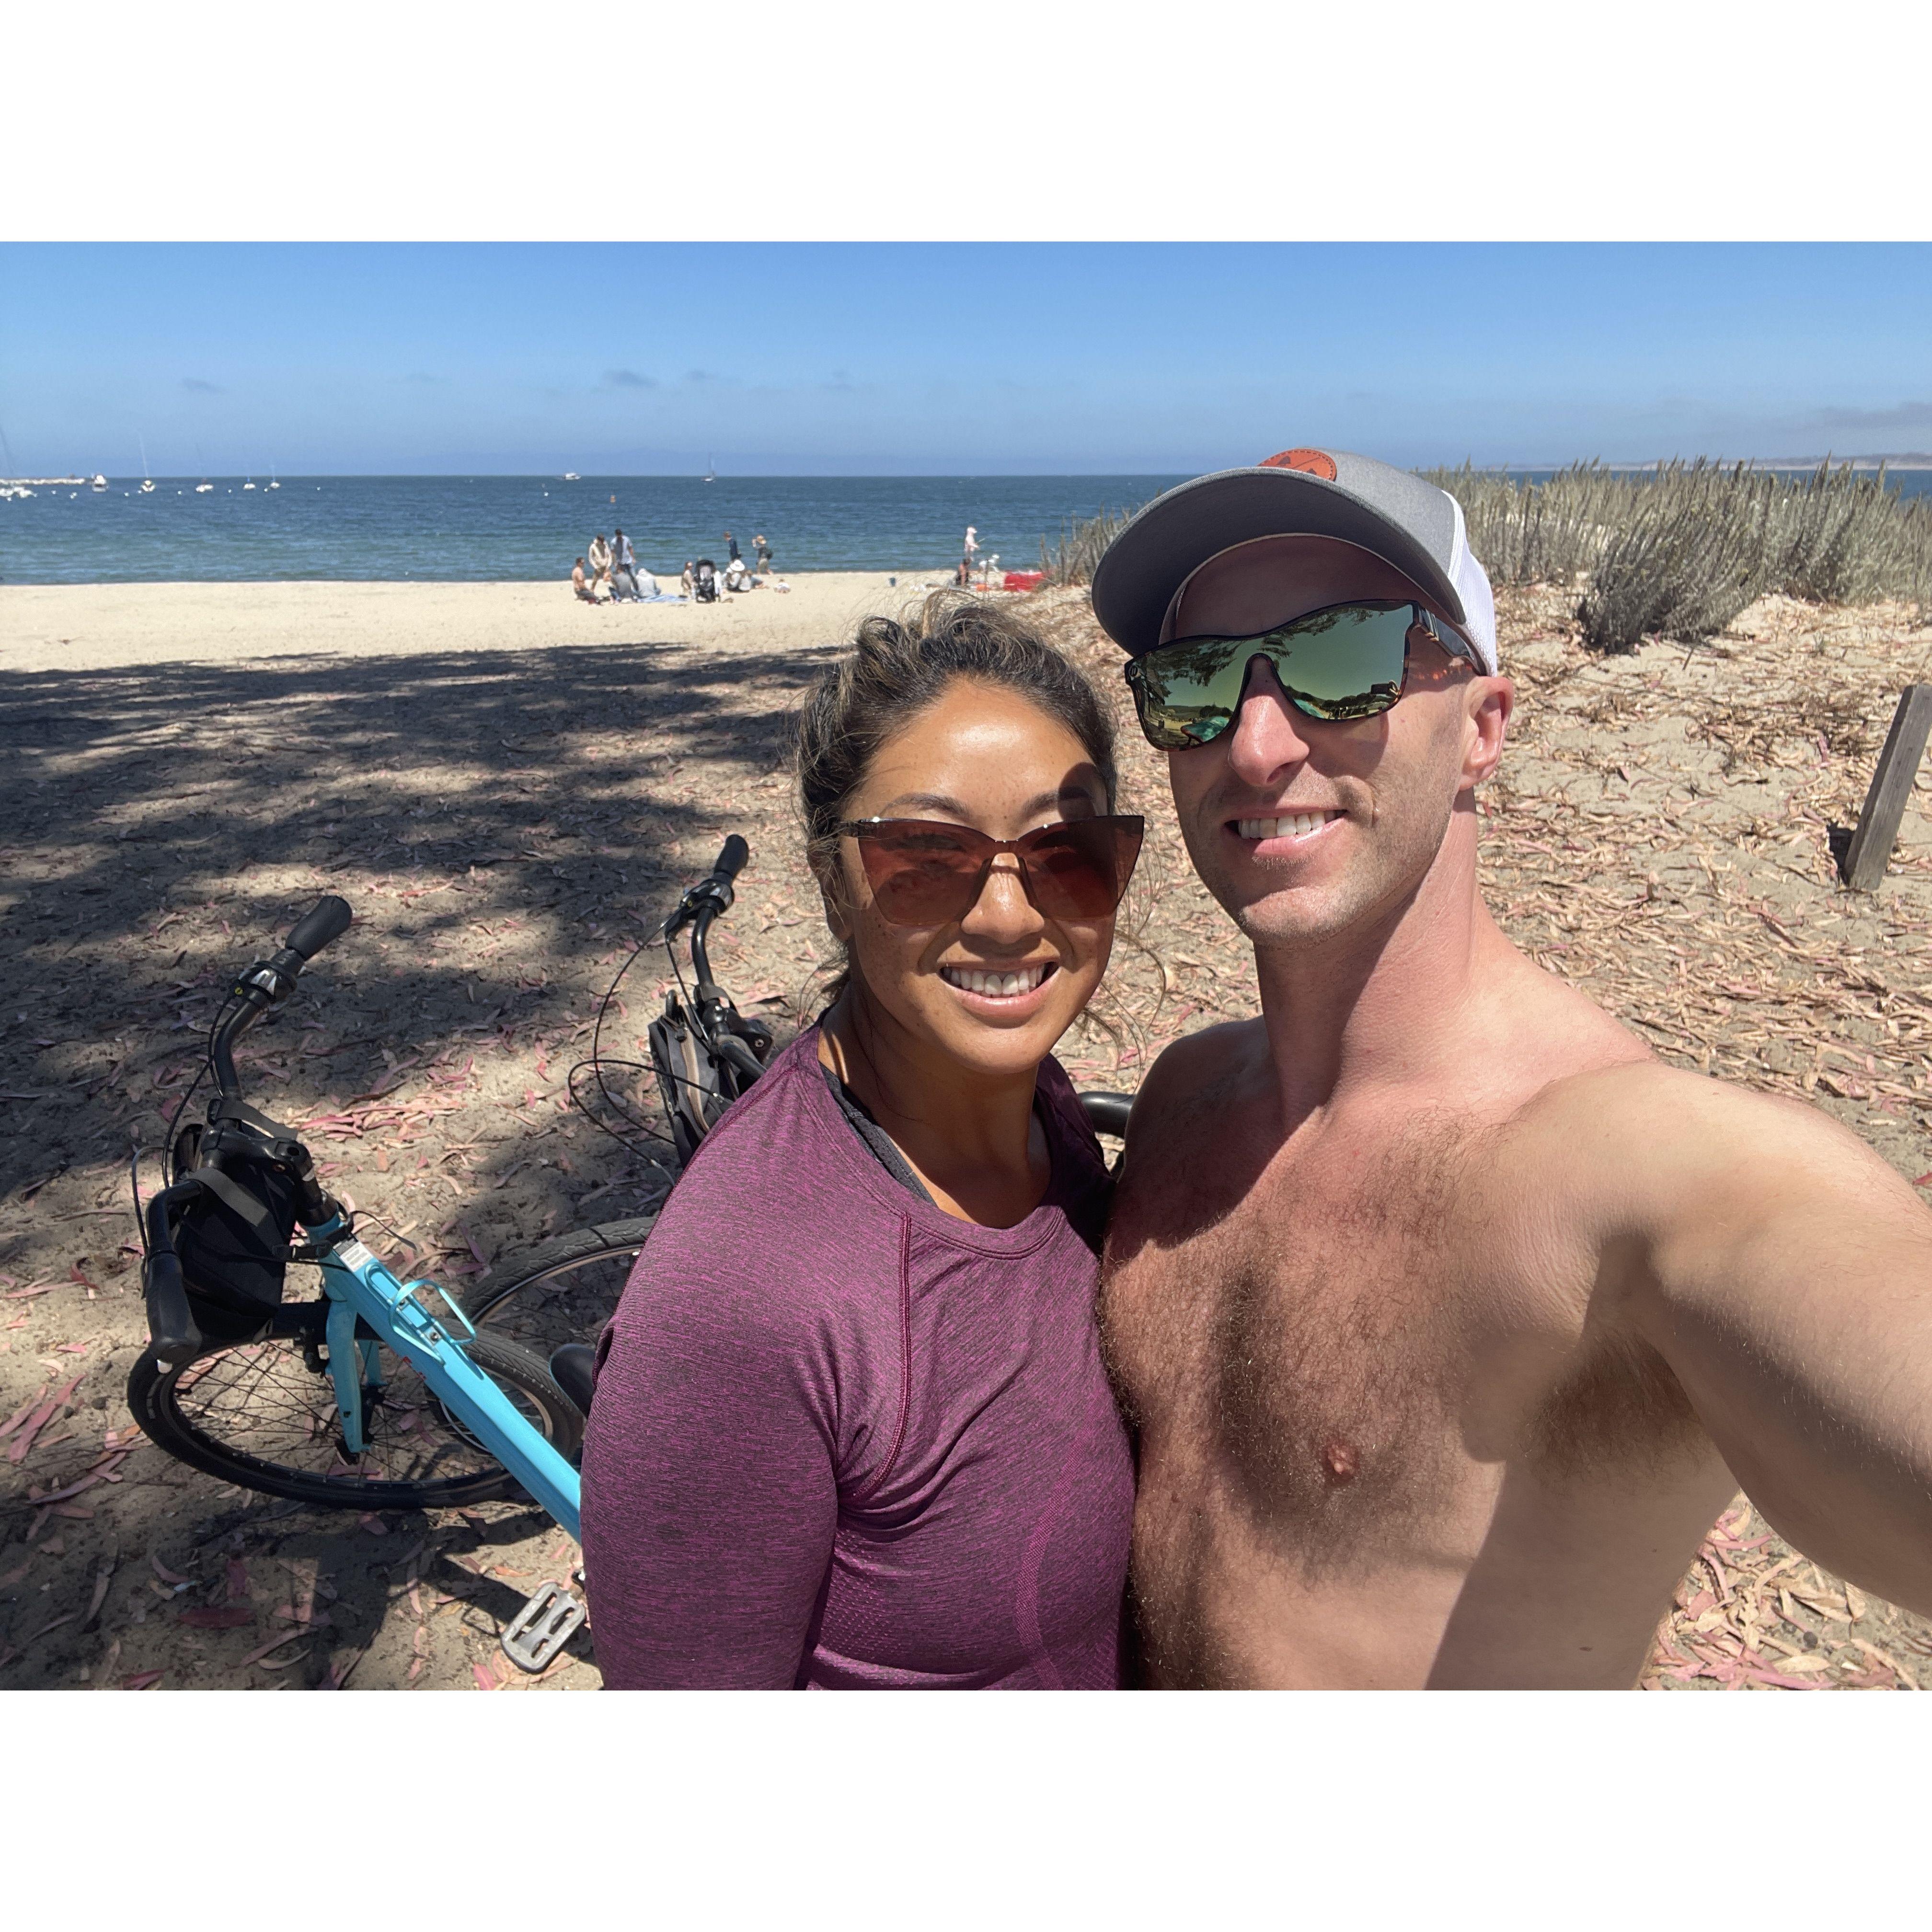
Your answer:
[1224,657,1313,786]
[961,856,1043,938]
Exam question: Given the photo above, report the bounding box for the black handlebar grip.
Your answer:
[144,1251,203,1371]
[285,895,353,962]
[1078,1091,1134,1140]
[713,836,748,882]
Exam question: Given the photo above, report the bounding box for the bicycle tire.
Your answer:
[458,1217,658,1358]
[127,1320,584,1511]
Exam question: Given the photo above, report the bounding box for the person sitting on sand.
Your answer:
[572,557,605,604]
[588,533,613,592]
[1091,443,1932,1688]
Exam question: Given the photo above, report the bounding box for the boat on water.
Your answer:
[703,453,716,483]
[243,477,257,490]
[140,478,155,494]
[195,480,214,494]
[91,473,107,491]
[139,438,156,493]
[563,472,580,481]
[267,468,280,490]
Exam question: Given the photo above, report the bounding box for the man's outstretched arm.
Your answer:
[1604,1069,1932,1614]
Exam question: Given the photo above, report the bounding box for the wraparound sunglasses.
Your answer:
[838,815,1145,927]
[1123,599,1481,751]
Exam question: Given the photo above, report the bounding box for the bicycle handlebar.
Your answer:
[285,895,353,962]
[712,835,748,883]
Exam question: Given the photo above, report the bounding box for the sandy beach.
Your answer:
[0,573,958,673]
[2,575,1930,1691]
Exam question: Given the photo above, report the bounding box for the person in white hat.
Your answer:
[1092,445,1932,1688]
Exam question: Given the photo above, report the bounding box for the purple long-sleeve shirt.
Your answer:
[580,1025,1134,1689]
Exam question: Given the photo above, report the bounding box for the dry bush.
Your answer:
[1039,505,1141,586]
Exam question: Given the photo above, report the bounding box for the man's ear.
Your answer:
[1461,675,1514,790]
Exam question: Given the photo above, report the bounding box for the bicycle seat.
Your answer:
[550,1343,598,1419]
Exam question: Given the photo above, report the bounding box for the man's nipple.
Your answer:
[1322,1439,1359,1485]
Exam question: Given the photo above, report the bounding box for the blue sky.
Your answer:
[4,243,1929,476]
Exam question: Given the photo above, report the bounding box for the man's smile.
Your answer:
[1230,809,1345,849]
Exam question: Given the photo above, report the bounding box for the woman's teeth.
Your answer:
[940,963,1050,997]
[1238,811,1337,841]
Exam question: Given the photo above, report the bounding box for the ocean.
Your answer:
[0,474,1188,585]
[4,469,1926,587]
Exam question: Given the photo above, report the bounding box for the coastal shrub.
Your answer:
[1041,505,1138,586]
[1422,459,1932,652]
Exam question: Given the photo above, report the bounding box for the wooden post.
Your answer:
[1842,684,1932,892]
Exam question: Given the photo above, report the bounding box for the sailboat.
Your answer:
[243,476,257,490]
[195,480,214,493]
[139,437,156,493]
[91,473,107,491]
[703,453,716,483]
[267,466,280,490]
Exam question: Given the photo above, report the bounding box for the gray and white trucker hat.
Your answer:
[1090,446,1499,675]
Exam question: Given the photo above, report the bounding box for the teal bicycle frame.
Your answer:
[310,1216,582,1541]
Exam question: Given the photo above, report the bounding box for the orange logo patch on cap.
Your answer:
[1259,448,1338,480]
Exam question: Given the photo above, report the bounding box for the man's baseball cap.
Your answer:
[1090,447,1499,675]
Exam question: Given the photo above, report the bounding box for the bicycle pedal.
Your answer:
[499,1579,587,1674]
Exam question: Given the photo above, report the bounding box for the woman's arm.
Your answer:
[579,1268,840,1688]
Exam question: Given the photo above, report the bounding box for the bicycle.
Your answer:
[130,896,591,1668]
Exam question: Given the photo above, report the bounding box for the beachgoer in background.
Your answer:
[724,554,754,593]
[724,530,742,564]
[679,561,695,598]
[754,532,773,575]
[588,533,613,594]
[571,557,605,604]
[958,524,979,587]
[612,528,642,600]
[580,594,1144,1687]
[1091,443,1932,1687]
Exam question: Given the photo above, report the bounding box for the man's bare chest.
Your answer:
[1099,1104,1704,1571]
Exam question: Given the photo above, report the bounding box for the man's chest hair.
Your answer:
[1100,1096,1705,1565]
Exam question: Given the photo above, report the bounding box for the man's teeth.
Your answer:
[941,963,1049,997]
[1238,812,1337,840]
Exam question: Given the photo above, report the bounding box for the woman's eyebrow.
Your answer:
[872,791,970,816]
[872,786,1101,819]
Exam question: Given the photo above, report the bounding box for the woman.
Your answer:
[581,595,1144,1688]
[587,532,613,592]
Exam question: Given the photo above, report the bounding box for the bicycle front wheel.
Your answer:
[459,1217,656,1358]
[127,1319,583,1511]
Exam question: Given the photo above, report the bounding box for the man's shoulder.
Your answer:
[1128,1018,1265,1130]
[1499,1058,1917,1217]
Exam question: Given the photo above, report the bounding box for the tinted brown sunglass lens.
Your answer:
[1017,819,1144,918]
[856,824,993,925]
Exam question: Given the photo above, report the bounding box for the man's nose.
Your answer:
[962,856,1043,939]
[1223,657,1313,787]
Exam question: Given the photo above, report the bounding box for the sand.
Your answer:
[2,576,1929,1690]
[0,574,963,674]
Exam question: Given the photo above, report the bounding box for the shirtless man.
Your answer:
[1090,446,1932,1688]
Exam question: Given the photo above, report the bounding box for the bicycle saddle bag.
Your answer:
[173,1156,302,1316]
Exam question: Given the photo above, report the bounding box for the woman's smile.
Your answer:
[938,957,1060,1011]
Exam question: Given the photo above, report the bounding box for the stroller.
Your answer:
[690,558,720,603]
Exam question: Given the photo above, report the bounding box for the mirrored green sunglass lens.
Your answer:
[1136,641,1247,746]
[1270,605,1409,717]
